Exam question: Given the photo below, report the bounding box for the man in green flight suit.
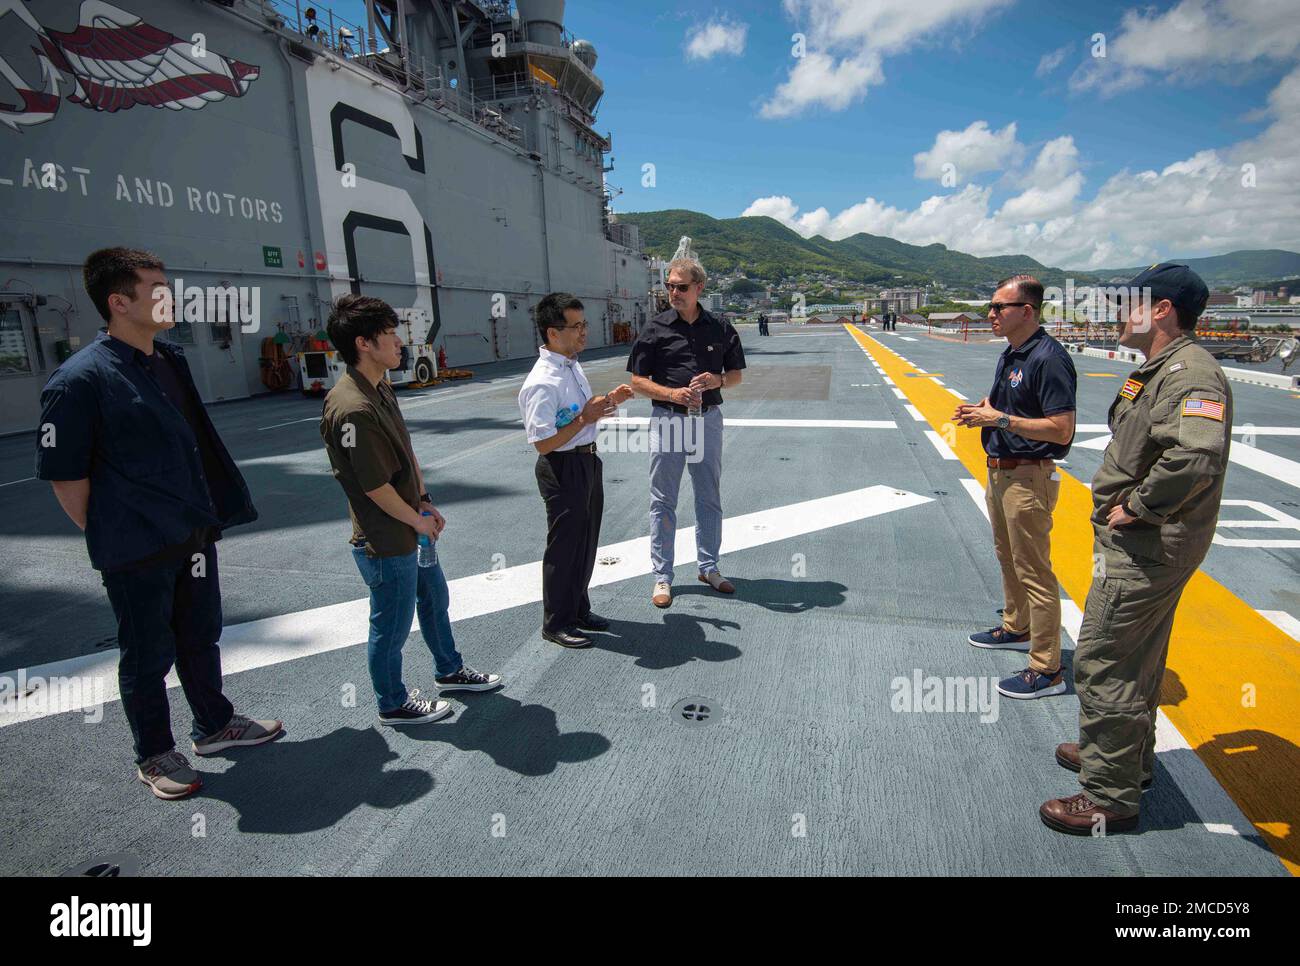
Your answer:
[1041,263,1231,835]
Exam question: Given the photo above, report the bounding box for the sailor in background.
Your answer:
[955,274,1077,700]
[519,293,633,648]
[1042,264,1230,835]
[626,237,746,609]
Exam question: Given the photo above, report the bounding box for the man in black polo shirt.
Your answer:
[954,274,1077,700]
[627,241,745,608]
[36,248,282,801]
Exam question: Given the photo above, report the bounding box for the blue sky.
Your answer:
[324,1,1300,269]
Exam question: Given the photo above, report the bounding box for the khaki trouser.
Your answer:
[1075,552,1196,815]
[985,462,1062,673]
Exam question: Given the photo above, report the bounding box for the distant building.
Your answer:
[879,287,925,312]
[863,291,924,315]
[806,302,862,315]
[927,312,977,328]
[705,293,724,312]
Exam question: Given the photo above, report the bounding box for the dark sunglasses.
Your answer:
[666,283,694,293]
[988,301,1032,314]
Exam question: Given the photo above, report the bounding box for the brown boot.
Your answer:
[1055,742,1082,771]
[1055,742,1152,790]
[1040,792,1138,835]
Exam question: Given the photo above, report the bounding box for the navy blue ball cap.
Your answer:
[1108,262,1209,322]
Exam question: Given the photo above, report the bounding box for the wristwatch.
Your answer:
[419,493,432,505]
[995,414,1011,430]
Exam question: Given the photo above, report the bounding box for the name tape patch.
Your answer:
[1182,398,1224,421]
[1119,378,1144,400]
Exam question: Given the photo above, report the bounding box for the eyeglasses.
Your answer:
[988,301,1033,314]
[666,283,694,293]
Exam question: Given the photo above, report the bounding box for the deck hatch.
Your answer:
[671,696,719,727]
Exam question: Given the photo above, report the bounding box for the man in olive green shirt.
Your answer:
[1042,264,1231,834]
[321,294,502,726]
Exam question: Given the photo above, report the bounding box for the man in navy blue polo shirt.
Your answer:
[626,242,746,608]
[35,248,282,800]
[954,274,1077,700]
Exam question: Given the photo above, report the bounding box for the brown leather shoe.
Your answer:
[698,571,735,594]
[1055,742,1152,790]
[652,580,672,608]
[1055,742,1082,771]
[1040,792,1138,835]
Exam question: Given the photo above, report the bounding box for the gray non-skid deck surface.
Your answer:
[0,325,1291,875]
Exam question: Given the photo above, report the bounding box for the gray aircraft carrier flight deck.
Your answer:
[2,321,1297,876]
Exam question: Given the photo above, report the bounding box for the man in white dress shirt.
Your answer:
[518,293,634,648]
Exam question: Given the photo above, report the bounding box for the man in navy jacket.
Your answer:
[36,248,281,801]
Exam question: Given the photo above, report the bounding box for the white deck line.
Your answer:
[0,485,935,727]
[924,430,959,460]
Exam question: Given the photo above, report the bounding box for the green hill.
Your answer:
[1085,250,1300,287]
[616,210,1088,290]
[614,210,1299,292]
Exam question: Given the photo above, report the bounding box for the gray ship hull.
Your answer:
[0,0,652,434]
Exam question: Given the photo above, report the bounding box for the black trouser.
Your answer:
[101,543,233,764]
[535,450,603,632]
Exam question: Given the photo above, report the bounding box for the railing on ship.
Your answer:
[258,0,526,146]
[467,17,584,56]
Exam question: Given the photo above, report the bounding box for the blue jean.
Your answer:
[351,547,463,713]
[649,404,724,582]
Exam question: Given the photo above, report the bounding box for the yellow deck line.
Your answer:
[845,324,1299,873]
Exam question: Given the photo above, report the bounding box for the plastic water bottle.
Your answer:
[555,403,579,428]
[687,386,702,418]
[418,509,438,568]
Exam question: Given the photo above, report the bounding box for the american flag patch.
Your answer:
[1182,398,1224,421]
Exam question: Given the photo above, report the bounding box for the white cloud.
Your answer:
[1071,0,1300,95]
[742,67,1300,268]
[759,0,1013,118]
[914,121,1021,181]
[1035,43,1071,78]
[998,136,1083,221]
[684,18,749,61]
[760,51,883,118]
[742,195,802,224]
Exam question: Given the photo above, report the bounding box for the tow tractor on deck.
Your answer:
[297,307,450,394]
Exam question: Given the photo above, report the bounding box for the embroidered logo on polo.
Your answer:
[1119,378,1144,401]
[1182,398,1224,421]
[1008,367,1024,388]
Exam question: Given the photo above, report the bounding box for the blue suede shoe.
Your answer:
[968,626,1030,651]
[998,667,1066,699]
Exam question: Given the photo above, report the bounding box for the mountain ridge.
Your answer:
[614,209,1299,291]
